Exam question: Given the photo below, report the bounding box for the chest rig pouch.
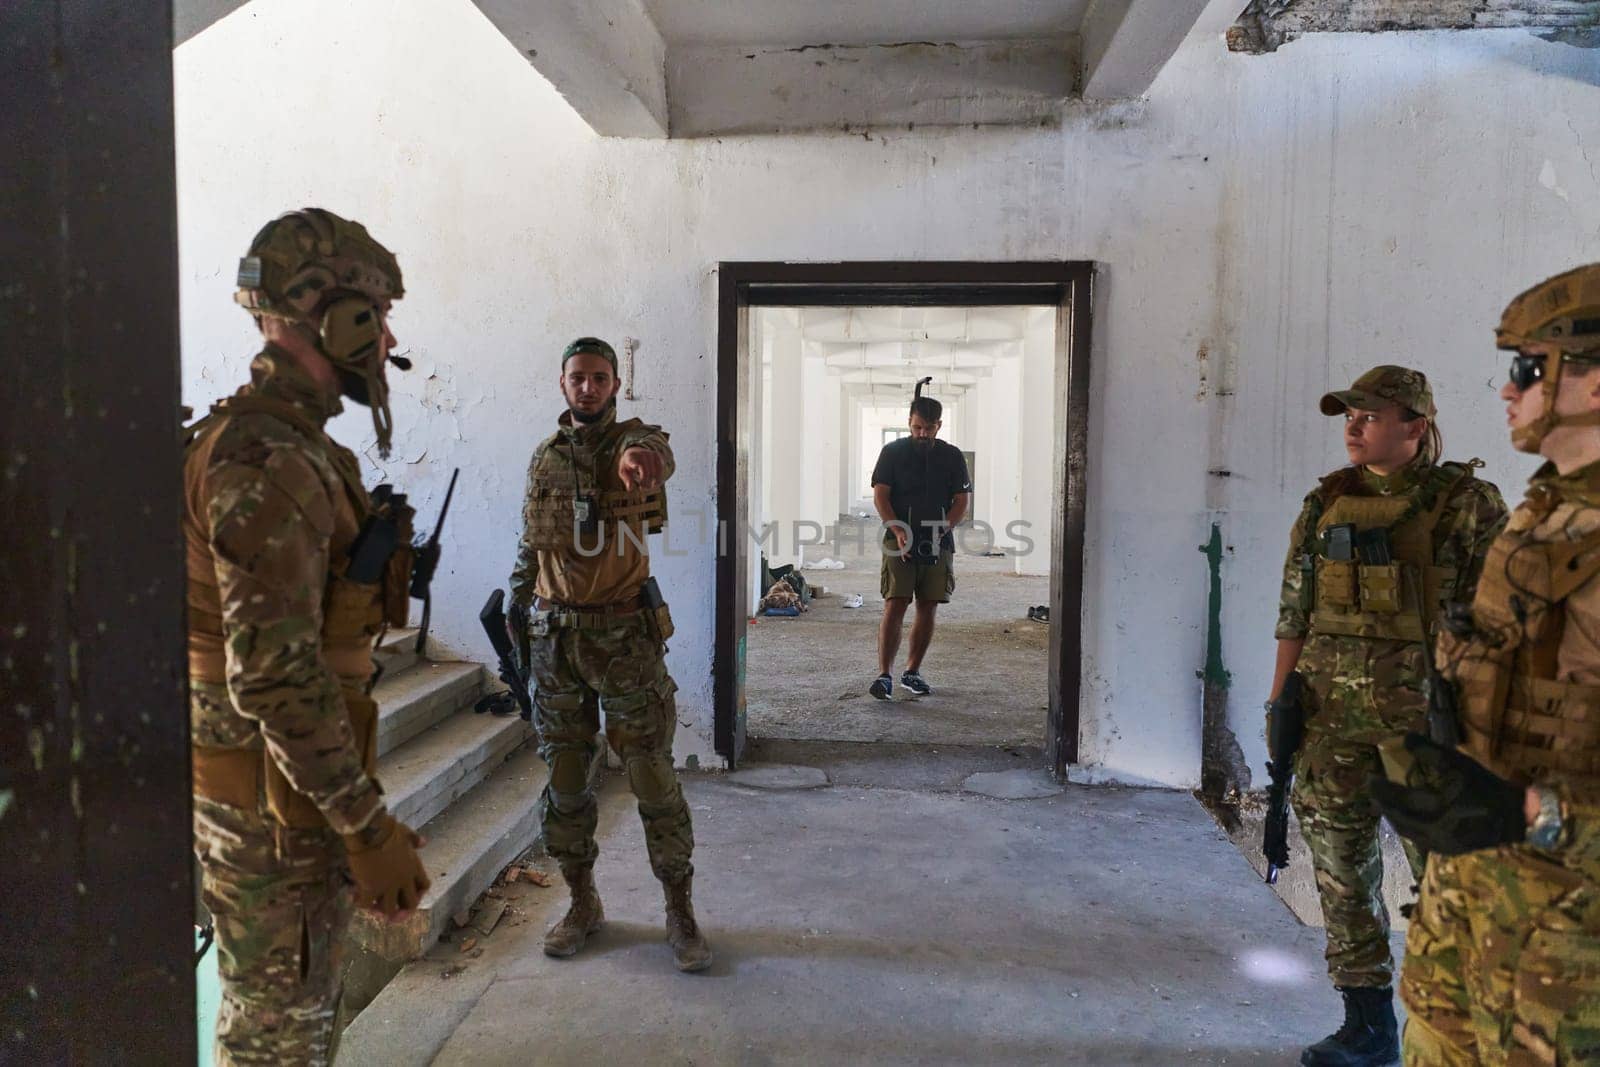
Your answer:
[1448,505,1600,784]
[521,422,669,550]
[1310,465,1470,643]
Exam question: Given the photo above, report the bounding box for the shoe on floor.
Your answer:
[900,670,932,696]
[869,674,893,700]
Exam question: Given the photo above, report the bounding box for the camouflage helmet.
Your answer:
[1496,265,1600,453]
[235,209,405,457]
[235,208,402,323]
[1497,263,1600,357]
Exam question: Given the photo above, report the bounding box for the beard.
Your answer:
[336,364,374,406]
[910,435,933,449]
[570,397,616,424]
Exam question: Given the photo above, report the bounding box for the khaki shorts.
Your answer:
[881,536,955,603]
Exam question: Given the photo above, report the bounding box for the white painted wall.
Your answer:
[175,0,1600,782]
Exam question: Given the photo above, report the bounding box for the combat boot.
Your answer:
[662,874,713,973]
[1300,986,1399,1067]
[542,866,604,958]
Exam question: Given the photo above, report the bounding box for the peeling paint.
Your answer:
[1229,0,1600,53]
[1199,524,1250,807]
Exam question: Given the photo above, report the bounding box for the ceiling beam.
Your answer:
[472,0,668,138]
[1080,0,1215,99]
[666,37,1074,138]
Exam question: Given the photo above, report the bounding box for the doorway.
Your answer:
[714,263,1093,777]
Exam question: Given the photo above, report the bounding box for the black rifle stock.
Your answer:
[478,589,534,722]
[1263,670,1306,885]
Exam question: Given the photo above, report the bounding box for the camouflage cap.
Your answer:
[1320,365,1435,419]
[561,337,618,373]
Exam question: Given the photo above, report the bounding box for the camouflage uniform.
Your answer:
[186,350,405,1065]
[1401,461,1600,1065]
[509,404,692,882]
[1279,455,1507,990]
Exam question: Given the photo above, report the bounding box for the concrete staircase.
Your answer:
[344,629,547,1011]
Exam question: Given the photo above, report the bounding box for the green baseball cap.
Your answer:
[561,336,618,372]
[1320,365,1436,419]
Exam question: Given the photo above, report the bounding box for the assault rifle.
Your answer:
[410,468,460,654]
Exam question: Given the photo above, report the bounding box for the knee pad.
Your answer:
[546,784,593,816]
[549,749,591,797]
[624,754,677,805]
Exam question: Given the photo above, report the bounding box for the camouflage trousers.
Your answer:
[1294,634,1429,988]
[194,796,350,1067]
[528,611,694,883]
[1401,849,1600,1065]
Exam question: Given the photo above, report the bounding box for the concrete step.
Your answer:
[381,711,533,832]
[350,742,548,963]
[373,627,421,676]
[374,661,485,758]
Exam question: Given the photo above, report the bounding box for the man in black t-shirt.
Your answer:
[867,392,971,700]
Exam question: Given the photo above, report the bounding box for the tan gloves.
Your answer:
[343,811,431,916]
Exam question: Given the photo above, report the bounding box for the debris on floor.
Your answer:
[1026,604,1049,622]
[472,898,508,937]
[804,557,847,570]
[841,593,864,609]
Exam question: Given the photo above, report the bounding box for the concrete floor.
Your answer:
[339,742,1395,1066]
[745,518,1050,747]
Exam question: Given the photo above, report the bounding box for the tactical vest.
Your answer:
[1309,462,1476,642]
[520,417,668,551]
[184,393,411,828]
[1446,475,1600,783]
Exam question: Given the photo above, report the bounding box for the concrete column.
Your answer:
[1016,310,1056,575]
[751,314,772,607]
[968,376,993,528]
[987,346,1025,554]
[765,312,803,568]
[845,391,863,514]
[798,345,838,562]
[838,384,854,516]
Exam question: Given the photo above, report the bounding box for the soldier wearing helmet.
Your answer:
[185,209,429,1064]
[508,337,711,973]
[1269,365,1507,1065]
[1371,264,1600,1063]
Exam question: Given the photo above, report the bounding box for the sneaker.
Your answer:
[869,674,893,700]
[900,670,932,696]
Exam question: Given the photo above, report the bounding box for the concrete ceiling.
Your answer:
[758,307,1044,402]
[468,0,1216,137]
[639,0,1092,48]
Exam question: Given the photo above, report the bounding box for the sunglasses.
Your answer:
[1508,353,1548,391]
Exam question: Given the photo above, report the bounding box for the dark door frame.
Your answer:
[714,261,1094,778]
[4,2,195,1060]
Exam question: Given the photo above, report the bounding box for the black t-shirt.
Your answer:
[870,437,971,556]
